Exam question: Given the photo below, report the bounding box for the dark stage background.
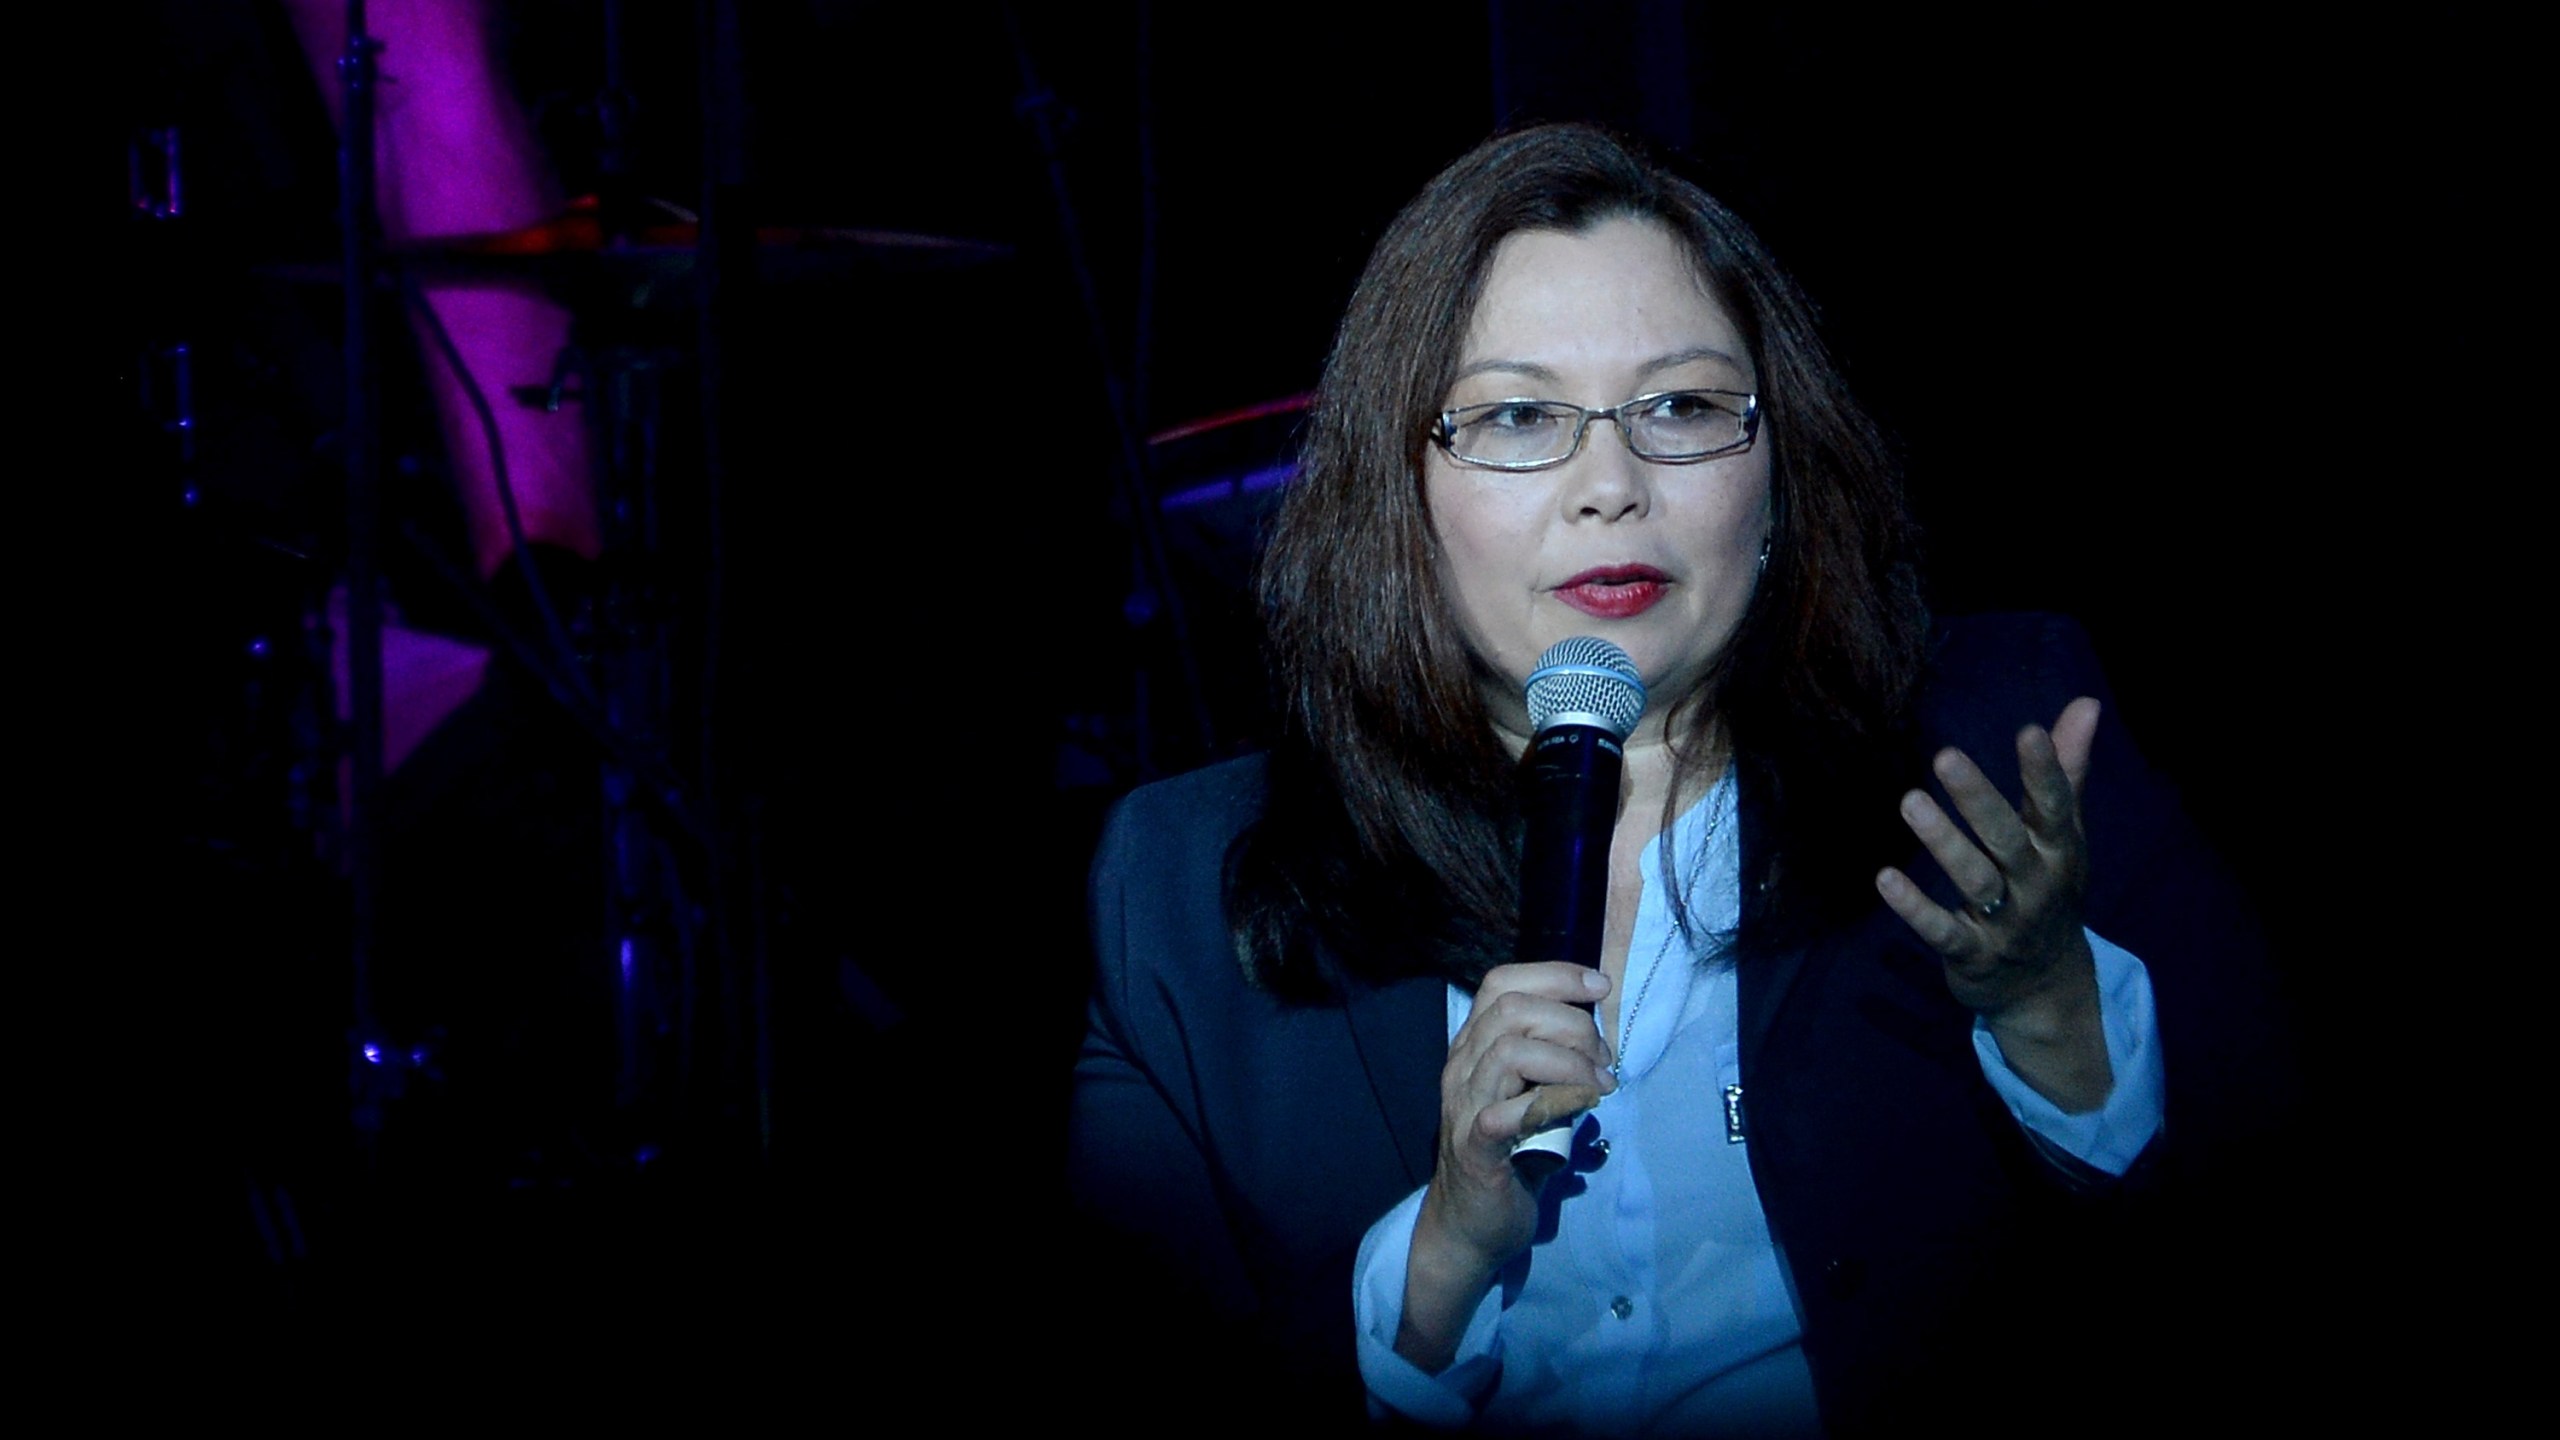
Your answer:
[121,0,2431,1417]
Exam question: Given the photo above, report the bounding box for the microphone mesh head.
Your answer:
[1524,636,1646,739]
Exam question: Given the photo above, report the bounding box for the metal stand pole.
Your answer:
[335,0,394,1136]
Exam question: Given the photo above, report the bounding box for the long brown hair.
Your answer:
[1230,123,1927,999]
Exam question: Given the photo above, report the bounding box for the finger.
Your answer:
[1461,1032,1615,1105]
[1931,746,2035,871]
[1519,1083,1603,1136]
[1476,1091,1540,1145]
[2050,696,2101,795]
[1475,962,1612,1007]
[2014,725,2079,840]
[2017,697,2102,838]
[1475,1083,1601,1145]
[1461,1017,1615,1089]
[1456,985,1615,1062]
[1898,785,2005,908]
[1456,966,1613,1072]
[1876,865,1971,957]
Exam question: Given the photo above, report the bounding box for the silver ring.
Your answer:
[1975,881,2009,922]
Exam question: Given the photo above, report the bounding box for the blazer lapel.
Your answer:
[1342,972,1445,1190]
[1734,756,1813,1066]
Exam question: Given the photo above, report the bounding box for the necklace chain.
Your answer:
[1611,777,1732,1079]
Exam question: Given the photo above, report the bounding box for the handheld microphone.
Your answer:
[1510,637,1646,1181]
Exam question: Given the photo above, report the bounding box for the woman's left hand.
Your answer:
[1875,696,2112,1112]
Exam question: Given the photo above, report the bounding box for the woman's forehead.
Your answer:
[1451,219,1750,388]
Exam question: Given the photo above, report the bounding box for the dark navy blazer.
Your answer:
[1069,615,2288,1433]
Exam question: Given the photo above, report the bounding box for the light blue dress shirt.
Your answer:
[1351,772,2164,1433]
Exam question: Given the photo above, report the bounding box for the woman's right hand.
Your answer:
[1395,962,1617,1371]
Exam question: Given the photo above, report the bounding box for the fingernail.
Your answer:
[1581,969,1608,996]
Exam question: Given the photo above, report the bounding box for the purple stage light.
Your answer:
[1160,462,1298,511]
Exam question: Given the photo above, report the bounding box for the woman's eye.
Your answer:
[1645,392,1718,422]
[1480,402,1560,432]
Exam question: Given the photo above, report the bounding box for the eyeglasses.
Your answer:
[1429,389,1761,471]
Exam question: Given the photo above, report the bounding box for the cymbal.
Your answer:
[261,195,1009,291]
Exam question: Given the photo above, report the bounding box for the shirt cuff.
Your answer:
[1972,929,2164,1177]
[1352,1185,1505,1426]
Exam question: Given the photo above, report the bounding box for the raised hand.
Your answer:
[1875,697,2111,1111]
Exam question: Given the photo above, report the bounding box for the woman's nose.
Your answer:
[1562,417,1650,520]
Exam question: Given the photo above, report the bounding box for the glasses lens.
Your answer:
[1445,401,1583,467]
[1627,392,1751,459]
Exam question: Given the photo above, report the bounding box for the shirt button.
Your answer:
[1610,1296,1634,1320]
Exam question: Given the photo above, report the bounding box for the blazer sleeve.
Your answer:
[1066,773,1267,1344]
[1069,794,1261,1320]
[1063,761,1381,1425]
[1062,758,1438,1425]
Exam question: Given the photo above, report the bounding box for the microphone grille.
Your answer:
[1525,636,1646,739]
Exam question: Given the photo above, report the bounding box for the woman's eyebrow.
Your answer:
[1640,346,1748,376]
[1449,347,1750,389]
[1450,357,1562,386]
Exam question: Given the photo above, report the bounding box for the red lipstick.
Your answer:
[1554,565,1670,619]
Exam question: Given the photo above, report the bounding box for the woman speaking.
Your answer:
[1070,123,2276,1435]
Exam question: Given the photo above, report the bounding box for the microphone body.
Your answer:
[1515,724,1621,972]
[1509,638,1645,1181]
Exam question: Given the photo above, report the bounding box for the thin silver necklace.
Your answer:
[1611,776,1733,1079]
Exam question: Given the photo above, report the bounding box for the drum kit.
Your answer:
[143,4,1299,1219]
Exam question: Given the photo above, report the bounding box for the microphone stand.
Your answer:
[334,0,395,1141]
[1003,5,1216,774]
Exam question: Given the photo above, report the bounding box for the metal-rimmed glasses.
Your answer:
[1429,389,1760,471]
